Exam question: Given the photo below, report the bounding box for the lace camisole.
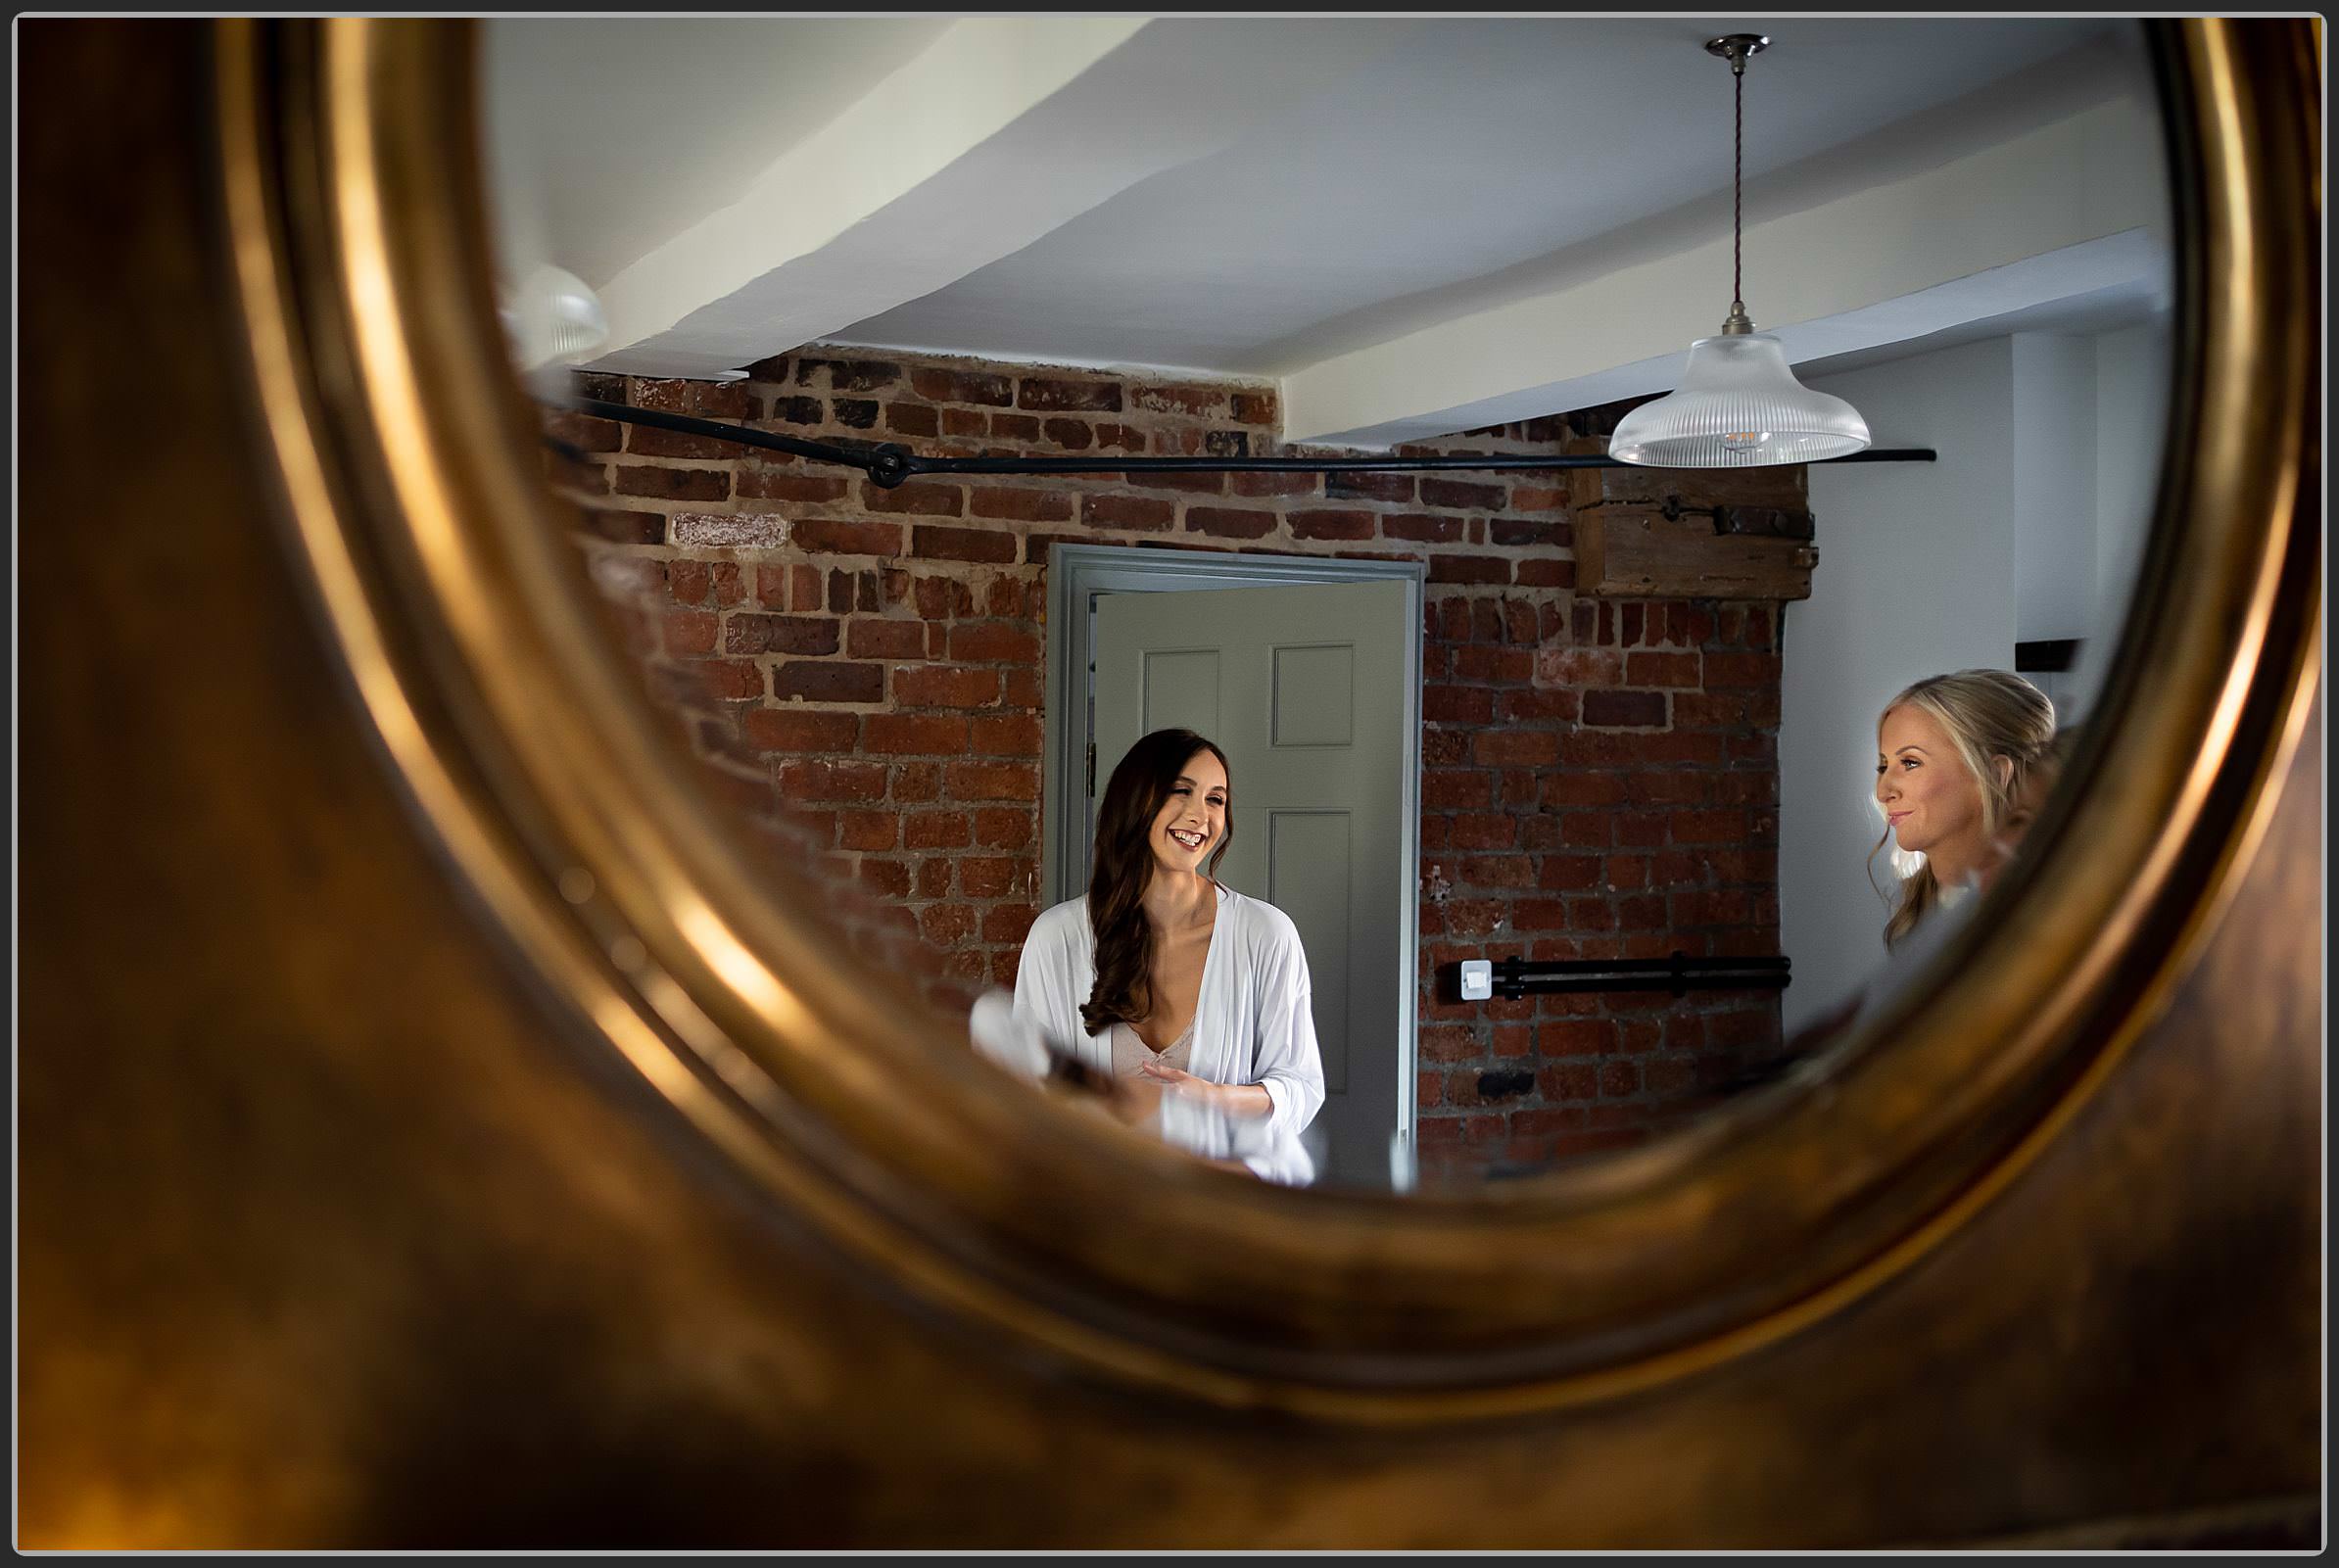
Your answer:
[1110,1019,1195,1079]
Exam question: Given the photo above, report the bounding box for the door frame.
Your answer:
[1041,542,1428,1154]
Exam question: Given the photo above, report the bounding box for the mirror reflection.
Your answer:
[486,17,2173,1191]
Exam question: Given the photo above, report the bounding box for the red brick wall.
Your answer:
[549,347,1790,1170]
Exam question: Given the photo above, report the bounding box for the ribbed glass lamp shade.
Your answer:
[505,264,610,373]
[1609,332,1871,467]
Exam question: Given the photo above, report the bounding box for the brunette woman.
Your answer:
[1011,728,1324,1178]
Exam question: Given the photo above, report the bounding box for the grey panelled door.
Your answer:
[1092,579,1410,1183]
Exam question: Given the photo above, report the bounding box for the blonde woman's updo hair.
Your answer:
[1871,668,2058,950]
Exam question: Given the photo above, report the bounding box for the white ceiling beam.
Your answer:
[587,18,1144,377]
[588,19,1415,380]
[1281,91,2168,449]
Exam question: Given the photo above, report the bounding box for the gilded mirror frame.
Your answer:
[214,18,2320,1422]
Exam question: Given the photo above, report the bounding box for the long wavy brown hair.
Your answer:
[1081,729,1232,1035]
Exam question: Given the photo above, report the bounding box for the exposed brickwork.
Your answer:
[550,348,1795,1169]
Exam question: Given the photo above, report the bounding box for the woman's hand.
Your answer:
[1138,1061,1272,1119]
[1135,1059,1216,1107]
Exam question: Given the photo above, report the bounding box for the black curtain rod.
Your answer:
[1491,952,1790,1000]
[565,398,1935,489]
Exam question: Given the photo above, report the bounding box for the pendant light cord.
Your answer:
[1733,62,1743,309]
[1716,38,1754,333]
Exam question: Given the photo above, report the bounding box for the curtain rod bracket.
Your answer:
[868,445,916,490]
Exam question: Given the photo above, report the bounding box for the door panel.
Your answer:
[1139,648,1222,738]
[1270,644,1355,747]
[1267,810,1354,1095]
[1094,579,1410,1181]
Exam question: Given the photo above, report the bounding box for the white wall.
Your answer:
[2066,317,2173,717]
[2009,332,2100,722]
[2011,333,2099,642]
[1781,337,2019,1032]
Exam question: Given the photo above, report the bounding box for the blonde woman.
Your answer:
[1761,699,2069,1074]
[1871,669,2058,949]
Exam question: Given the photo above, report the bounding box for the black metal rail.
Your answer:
[563,397,1936,489]
[1493,951,1790,1000]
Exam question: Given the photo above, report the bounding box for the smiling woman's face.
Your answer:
[1875,704,1987,868]
[1148,748,1228,880]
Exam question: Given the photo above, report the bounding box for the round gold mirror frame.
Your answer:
[215,18,2320,1422]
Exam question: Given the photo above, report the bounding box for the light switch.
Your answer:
[1459,960,1493,1001]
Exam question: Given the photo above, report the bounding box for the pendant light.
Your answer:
[1608,34,1871,468]
[502,263,611,397]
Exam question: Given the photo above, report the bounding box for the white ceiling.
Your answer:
[835,18,2121,373]
[484,16,2172,447]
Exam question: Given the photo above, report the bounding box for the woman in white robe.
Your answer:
[1011,728,1325,1183]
